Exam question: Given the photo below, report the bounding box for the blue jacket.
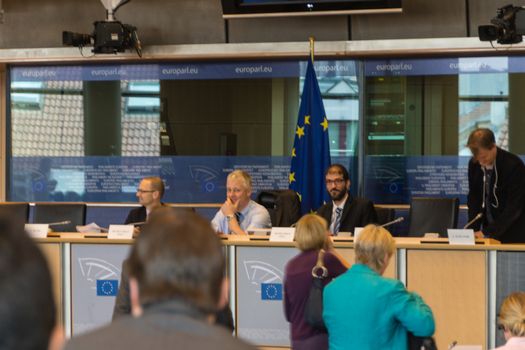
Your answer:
[323,264,435,350]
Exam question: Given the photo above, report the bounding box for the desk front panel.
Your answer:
[407,250,487,350]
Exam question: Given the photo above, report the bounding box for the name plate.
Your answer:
[447,229,475,245]
[353,227,364,240]
[108,225,134,240]
[25,224,49,238]
[269,227,295,242]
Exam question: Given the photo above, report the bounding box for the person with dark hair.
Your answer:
[316,164,377,235]
[66,208,253,350]
[124,176,165,225]
[467,128,525,243]
[0,216,63,350]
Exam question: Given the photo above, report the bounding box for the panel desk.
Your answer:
[36,235,521,350]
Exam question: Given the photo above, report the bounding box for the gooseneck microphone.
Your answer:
[381,217,404,228]
[47,220,71,226]
[463,213,483,229]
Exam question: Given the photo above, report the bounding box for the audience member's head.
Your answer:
[127,207,227,316]
[355,224,395,275]
[295,214,328,252]
[498,292,525,340]
[136,176,165,208]
[467,128,497,167]
[0,215,59,350]
[325,164,351,202]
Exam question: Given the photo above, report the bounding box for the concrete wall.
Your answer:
[0,0,519,49]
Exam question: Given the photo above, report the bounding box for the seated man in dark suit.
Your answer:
[0,216,63,350]
[66,208,253,350]
[317,164,377,235]
[125,176,165,225]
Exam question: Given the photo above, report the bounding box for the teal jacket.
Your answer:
[323,264,435,350]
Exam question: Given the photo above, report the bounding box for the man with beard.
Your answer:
[316,164,377,235]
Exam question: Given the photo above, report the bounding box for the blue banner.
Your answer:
[10,156,292,203]
[10,61,356,82]
[364,156,471,204]
[365,56,510,77]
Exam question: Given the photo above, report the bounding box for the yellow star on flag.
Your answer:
[291,148,296,157]
[289,172,296,184]
[296,126,305,139]
[320,117,329,131]
[304,115,311,125]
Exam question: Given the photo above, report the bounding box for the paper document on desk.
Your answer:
[76,222,108,233]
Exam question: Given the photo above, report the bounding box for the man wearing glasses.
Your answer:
[125,176,165,225]
[317,164,377,235]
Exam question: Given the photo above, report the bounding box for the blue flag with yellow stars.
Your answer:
[289,58,331,214]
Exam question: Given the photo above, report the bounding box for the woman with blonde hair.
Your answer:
[283,214,348,350]
[323,224,435,350]
[495,292,525,349]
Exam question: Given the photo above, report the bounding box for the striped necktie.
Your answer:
[235,212,242,225]
[333,207,343,235]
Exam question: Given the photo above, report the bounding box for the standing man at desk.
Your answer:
[467,128,525,243]
[125,176,165,225]
[211,170,271,235]
[317,164,377,235]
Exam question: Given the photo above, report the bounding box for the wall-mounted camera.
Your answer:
[478,4,525,45]
[62,0,142,56]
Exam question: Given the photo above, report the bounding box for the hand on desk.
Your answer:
[474,231,484,239]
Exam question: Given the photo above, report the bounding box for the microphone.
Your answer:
[47,220,71,226]
[381,217,404,228]
[463,213,483,229]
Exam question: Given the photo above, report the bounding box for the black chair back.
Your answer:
[33,203,86,232]
[407,197,459,237]
[374,206,395,226]
[0,202,30,224]
[256,189,301,227]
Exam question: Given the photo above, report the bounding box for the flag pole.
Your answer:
[309,37,315,63]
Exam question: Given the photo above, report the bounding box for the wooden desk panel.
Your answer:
[38,243,63,326]
[407,250,486,350]
[335,247,396,278]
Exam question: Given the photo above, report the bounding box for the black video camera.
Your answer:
[478,4,525,45]
[63,20,141,55]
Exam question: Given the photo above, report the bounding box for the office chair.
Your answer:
[33,203,86,232]
[256,189,301,227]
[374,206,395,226]
[407,197,459,237]
[0,202,30,224]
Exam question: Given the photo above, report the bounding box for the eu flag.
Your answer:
[96,279,119,296]
[261,283,283,301]
[289,58,331,214]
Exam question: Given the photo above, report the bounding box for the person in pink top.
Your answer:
[495,292,525,350]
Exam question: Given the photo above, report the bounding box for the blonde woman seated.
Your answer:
[283,214,348,350]
[323,224,435,350]
[495,292,525,349]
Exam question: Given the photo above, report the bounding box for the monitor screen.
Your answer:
[221,0,402,18]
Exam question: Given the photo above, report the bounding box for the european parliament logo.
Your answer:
[261,283,283,301]
[96,279,118,296]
